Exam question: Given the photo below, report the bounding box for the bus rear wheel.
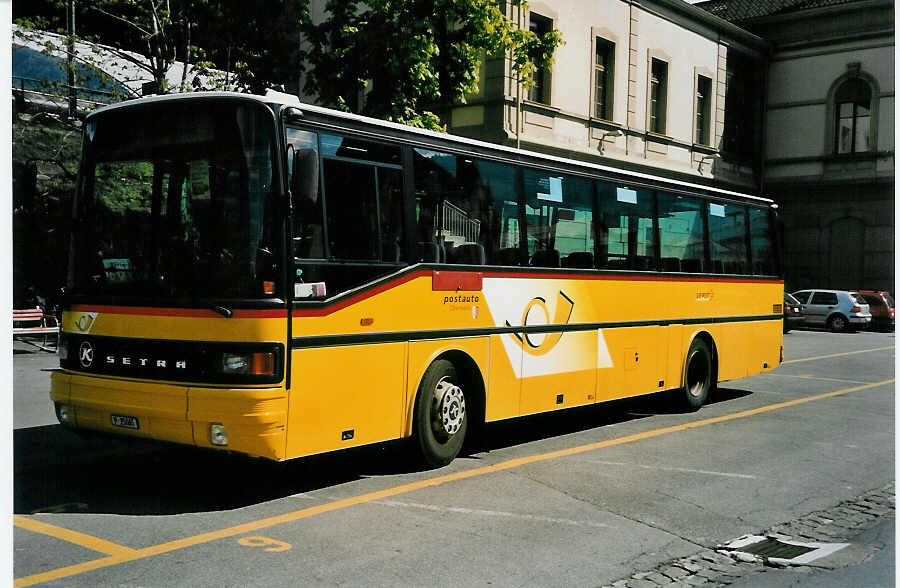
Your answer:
[414,359,468,468]
[681,338,712,411]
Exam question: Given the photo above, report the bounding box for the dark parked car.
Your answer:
[783,292,804,333]
[858,290,894,331]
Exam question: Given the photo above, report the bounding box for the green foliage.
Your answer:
[300,0,564,130]
[14,0,305,96]
[12,113,81,306]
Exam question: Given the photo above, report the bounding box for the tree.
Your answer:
[14,0,304,97]
[299,0,563,130]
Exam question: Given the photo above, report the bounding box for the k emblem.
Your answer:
[79,341,94,368]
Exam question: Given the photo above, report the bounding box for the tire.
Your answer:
[681,338,713,411]
[827,314,848,333]
[413,359,468,468]
[783,320,791,334]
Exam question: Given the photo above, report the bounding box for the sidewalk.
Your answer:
[603,484,895,588]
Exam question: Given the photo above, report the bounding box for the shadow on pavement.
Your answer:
[14,387,752,516]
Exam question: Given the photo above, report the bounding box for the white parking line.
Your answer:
[763,373,871,385]
[581,460,758,479]
[373,500,614,528]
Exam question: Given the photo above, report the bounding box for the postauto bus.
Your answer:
[52,92,783,467]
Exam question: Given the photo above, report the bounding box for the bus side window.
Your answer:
[709,202,748,274]
[657,192,705,273]
[286,128,324,259]
[319,133,404,263]
[596,181,656,270]
[523,169,594,268]
[748,207,775,275]
[411,149,520,266]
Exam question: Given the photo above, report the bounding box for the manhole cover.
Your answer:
[720,534,849,566]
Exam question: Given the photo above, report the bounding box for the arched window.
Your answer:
[834,78,871,154]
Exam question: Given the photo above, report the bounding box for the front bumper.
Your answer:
[51,371,287,460]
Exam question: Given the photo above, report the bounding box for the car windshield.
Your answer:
[885,294,894,308]
[851,293,868,305]
[72,99,280,301]
[784,293,800,305]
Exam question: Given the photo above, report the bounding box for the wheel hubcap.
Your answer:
[432,377,465,439]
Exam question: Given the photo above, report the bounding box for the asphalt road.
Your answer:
[12,329,895,587]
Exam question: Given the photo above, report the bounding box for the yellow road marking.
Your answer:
[783,346,894,365]
[15,378,894,587]
[14,516,138,557]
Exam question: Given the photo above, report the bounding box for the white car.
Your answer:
[791,289,872,332]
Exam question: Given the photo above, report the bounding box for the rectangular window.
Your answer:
[523,170,594,268]
[748,207,775,275]
[528,13,553,104]
[596,181,656,270]
[286,128,324,259]
[657,193,705,273]
[695,75,712,145]
[594,39,614,120]
[412,149,521,266]
[649,58,668,134]
[318,133,404,263]
[708,202,748,274]
[810,292,838,306]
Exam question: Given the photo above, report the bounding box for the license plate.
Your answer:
[110,414,139,429]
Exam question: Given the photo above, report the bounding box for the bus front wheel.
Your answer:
[414,359,468,468]
[681,338,712,411]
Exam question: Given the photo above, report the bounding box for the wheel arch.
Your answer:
[406,347,487,438]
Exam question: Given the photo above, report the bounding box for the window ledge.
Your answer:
[646,132,673,144]
[825,151,879,162]
[521,100,560,114]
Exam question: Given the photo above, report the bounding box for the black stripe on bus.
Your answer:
[290,314,782,349]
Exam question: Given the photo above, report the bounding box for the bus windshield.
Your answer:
[72,99,280,301]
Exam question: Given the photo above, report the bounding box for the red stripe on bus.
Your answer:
[293,270,433,317]
[69,305,286,319]
[291,269,783,317]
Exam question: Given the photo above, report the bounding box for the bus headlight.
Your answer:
[219,351,276,376]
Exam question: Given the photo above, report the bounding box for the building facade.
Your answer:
[698,0,894,292]
[304,0,893,292]
[448,0,768,195]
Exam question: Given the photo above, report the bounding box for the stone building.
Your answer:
[445,1,768,195]
[304,0,894,291]
[697,0,894,291]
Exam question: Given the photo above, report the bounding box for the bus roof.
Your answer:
[87,90,775,206]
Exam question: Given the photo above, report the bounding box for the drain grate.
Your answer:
[734,537,815,559]
[720,534,850,566]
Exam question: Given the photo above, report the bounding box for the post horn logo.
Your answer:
[505,290,574,356]
[74,313,98,333]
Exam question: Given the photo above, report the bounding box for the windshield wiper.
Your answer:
[211,305,233,318]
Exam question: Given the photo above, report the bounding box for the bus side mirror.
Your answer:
[291,148,319,205]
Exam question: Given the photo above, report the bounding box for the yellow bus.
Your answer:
[52,92,783,467]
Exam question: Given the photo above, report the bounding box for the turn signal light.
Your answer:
[851,305,861,313]
[249,352,275,376]
[220,351,276,376]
